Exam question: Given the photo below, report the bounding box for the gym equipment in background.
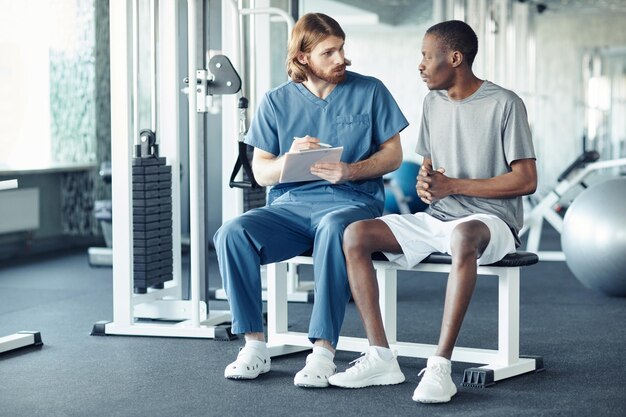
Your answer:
[0,179,44,356]
[0,332,43,355]
[561,178,626,297]
[520,152,626,261]
[87,162,112,266]
[228,96,259,189]
[131,129,173,294]
[384,161,428,214]
[0,178,18,191]
[221,0,294,217]
[93,0,235,339]
[214,2,310,303]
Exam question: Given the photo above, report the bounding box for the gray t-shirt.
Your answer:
[416,80,536,245]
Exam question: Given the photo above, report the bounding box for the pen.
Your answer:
[293,136,333,148]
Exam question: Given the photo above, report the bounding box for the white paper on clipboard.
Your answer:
[279,146,344,184]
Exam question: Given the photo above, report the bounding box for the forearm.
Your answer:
[252,155,283,187]
[345,134,403,181]
[347,151,401,181]
[448,173,536,199]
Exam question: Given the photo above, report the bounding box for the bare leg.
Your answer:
[434,220,491,359]
[343,219,403,348]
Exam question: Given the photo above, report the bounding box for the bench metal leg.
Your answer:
[461,266,543,387]
[499,266,520,365]
[266,262,311,357]
[377,268,397,344]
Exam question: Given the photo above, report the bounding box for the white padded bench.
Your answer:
[265,251,543,388]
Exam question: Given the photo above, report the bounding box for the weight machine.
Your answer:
[93,0,242,339]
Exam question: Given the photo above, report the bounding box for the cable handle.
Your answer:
[238,97,249,142]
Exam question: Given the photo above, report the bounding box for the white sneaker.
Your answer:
[294,353,336,388]
[412,356,457,403]
[224,345,271,380]
[328,349,405,388]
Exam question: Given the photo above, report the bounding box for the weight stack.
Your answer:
[132,155,173,294]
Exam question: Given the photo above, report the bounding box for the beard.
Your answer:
[308,62,346,84]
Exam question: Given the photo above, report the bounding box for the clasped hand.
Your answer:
[417,160,449,204]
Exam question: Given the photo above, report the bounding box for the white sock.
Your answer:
[371,345,394,361]
[245,340,268,357]
[312,346,335,361]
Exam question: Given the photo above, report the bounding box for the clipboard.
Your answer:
[279,146,344,184]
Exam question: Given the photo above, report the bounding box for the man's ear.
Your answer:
[297,52,308,65]
[451,50,464,68]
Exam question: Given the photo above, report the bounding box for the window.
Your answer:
[0,0,97,170]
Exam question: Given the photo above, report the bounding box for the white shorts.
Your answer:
[379,212,516,268]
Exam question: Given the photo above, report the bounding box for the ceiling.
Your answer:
[538,0,626,14]
[333,0,433,26]
[325,0,626,26]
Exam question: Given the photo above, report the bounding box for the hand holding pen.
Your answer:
[290,135,332,153]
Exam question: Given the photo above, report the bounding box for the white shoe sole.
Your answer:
[329,372,405,388]
[294,373,333,388]
[412,395,452,403]
[225,368,270,380]
[294,381,329,388]
[412,387,457,403]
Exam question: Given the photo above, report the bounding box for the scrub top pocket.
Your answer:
[336,114,372,160]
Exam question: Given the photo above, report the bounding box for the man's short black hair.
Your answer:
[426,20,478,67]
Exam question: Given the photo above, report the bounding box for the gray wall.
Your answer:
[533,11,626,193]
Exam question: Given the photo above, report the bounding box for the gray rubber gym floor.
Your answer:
[1,229,625,417]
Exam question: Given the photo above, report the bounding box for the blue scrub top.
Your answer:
[245,71,409,210]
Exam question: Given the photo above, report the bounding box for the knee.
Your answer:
[449,221,489,259]
[213,218,246,251]
[317,214,347,236]
[343,221,370,256]
[316,216,351,249]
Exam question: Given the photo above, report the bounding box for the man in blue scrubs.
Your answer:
[214,13,408,387]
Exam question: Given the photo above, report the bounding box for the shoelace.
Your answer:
[418,364,447,386]
[346,352,372,374]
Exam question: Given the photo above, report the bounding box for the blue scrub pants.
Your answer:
[213,190,379,347]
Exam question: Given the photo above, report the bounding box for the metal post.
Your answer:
[110,0,134,326]
[187,0,203,327]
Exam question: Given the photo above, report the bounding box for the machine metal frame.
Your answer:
[95,0,231,339]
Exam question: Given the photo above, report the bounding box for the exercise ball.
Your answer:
[384,161,429,214]
[561,178,626,297]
